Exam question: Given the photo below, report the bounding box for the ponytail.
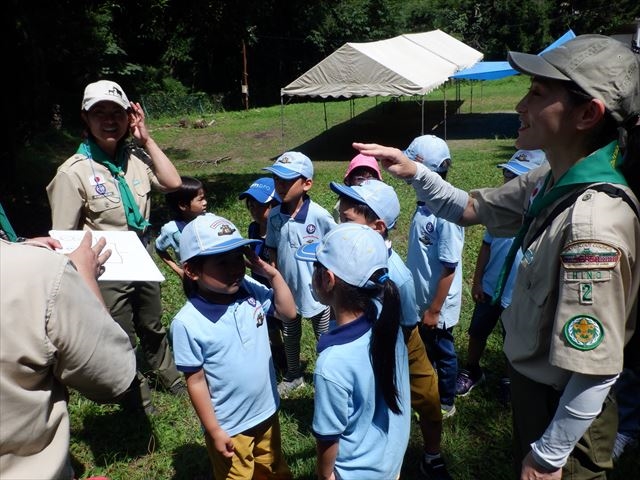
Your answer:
[332,269,404,414]
[369,270,403,414]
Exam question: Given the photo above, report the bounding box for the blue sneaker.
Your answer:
[455,369,484,397]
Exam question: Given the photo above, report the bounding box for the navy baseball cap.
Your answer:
[238,177,281,204]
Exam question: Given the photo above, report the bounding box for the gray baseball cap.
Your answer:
[507,34,640,123]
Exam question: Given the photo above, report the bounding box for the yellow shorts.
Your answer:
[206,413,292,480]
[406,325,442,422]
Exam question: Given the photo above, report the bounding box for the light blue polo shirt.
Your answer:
[265,196,336,317]
[388,247,420,328]
[169,276,278,436]
[155,219,188,255]
[480,231,522,309]
[406,203,464,328]
[312,315,410,480]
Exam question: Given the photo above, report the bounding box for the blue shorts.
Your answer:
[467,292,505,342]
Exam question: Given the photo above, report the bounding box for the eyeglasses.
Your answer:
[347,173,376,186]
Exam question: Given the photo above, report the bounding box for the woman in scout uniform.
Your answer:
[354,35,640,479]
[47,80,185,414]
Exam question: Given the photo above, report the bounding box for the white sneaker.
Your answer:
[277,376,304,397]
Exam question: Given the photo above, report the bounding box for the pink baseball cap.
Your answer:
[343,154,382,182]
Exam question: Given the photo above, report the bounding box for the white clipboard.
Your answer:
[49,230,165,282]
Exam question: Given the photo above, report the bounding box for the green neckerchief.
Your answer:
[77,139,150,233]
[492,141,626,305]
[0,202,18,242]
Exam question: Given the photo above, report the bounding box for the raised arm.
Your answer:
[129,101,181,191]
[352,142,480,226]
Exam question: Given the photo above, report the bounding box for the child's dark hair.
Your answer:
[165,176,204,219]
[332,268,403,414]
[340,197,389,238]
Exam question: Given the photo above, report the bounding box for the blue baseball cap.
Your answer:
[403,135,451,173]
[238,177,281,204]
[180,213,260,263]
[263,151,314,180]
[330,179,400,229]
[295,223,388,289]
[497,149,547,176]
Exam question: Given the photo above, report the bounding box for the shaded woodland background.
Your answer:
[5,1,638,187]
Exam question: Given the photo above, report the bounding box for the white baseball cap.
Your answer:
[180,213,260,263]
[403,135,451,173]
[497,149,547,176]
[330,179,400,229]
[263,151,314,180]
[81,80,131,111]
[295,223,388,289]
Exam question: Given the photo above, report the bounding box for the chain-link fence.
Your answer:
[139,92,225,119]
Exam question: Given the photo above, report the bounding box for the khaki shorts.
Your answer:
[206,413,292,480]
[406,325,442,422]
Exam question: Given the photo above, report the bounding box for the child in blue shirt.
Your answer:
[456,149,547,401]
[238,177,286,372]
[170,213,296,480]
[331,179,452,479]
[295,223,410,480]
[155,176,208,278]
[263,151,337,396]
[404,135,464,419]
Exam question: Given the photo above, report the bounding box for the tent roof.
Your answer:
[450,30,576,81]
[281,30,483,98]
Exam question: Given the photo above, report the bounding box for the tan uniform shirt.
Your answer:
[46,151,160,231]
[0,241,136,479]
[471,165,640,389]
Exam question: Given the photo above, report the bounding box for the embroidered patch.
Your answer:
[563,315,604,350]
[89,174,106,186]
[564,270,612,282]
[579,282,593,304]
[560,241,620,270]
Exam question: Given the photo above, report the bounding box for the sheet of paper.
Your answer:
[49,230,165,282]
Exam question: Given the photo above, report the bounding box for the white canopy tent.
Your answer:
[280,30,483,142]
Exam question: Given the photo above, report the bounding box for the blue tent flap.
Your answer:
[451,30,576,81]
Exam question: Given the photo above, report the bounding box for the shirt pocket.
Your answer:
[87,190,122,215]
[131,177,151,198]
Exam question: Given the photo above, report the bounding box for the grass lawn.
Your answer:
[9,75,640,479]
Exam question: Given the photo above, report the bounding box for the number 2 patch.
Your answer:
[579,282,593,304]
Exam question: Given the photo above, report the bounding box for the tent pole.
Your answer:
[470,83,473,114]
[280,95,285,151]
[421,97,425,135]
[443,84,447,141]
[323,102,328,131]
